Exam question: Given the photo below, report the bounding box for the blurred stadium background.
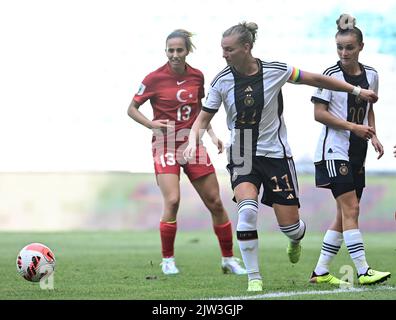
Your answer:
[0,0,395,232]
[0,173,395,232]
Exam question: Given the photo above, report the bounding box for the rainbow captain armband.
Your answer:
[289,67,302,83]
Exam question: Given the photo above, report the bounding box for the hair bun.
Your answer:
[336,14,356,31]
[244,22,258,33]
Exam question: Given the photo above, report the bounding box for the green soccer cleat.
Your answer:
[286,242,301,264]
[309,271,352,287]
[358,268,391,285]
[247,279,263,292]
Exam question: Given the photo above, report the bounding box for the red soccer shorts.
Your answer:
[152,143,215,181]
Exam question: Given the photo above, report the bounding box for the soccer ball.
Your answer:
[16,243,56,282]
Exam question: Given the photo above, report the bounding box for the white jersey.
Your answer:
[203,59,294,158]
[312,62,378,165]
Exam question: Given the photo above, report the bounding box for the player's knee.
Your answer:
[207,196,224,214]
[342,204,360,220]
[165,196,180,212]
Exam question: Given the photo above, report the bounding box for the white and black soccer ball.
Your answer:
[16,243,56,282]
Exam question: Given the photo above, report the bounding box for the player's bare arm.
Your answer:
[368,104,384,159]
[206,123,224,154]
[297,71,378,103]
[127,99,174,130]
[314,102,376,140]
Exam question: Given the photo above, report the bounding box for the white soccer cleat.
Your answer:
[160,257,180,275]
[221,257,247,275]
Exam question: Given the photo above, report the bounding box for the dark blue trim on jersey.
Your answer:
[261,61,287,71]
[262,66,288,72]
[202,107,218,113]
[322,127,329,161]
[323,64,340,75]
[326,68,342,77]
[276,90,287,158]
[210,66,231,87]
[311,96,330,105]
[362,64,377,73]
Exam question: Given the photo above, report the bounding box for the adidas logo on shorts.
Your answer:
[287,194,294,200]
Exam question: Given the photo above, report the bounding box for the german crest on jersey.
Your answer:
[339,163,349,175]
[244,95,255,107]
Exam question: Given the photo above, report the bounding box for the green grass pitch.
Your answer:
[1,231,395,300]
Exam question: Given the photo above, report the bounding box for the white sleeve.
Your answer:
[264,63,293,88]
[203,83,222,113]
[280,64,294,85]
[311,85,332,104]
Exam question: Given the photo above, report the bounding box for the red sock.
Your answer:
[160,221,177,258]
[213,221,233,257]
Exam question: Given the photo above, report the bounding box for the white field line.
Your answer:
[206,285,396,300]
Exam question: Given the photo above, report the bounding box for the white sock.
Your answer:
[279,219,306,244]
[236,199,261,281]
[314,230,343,275]
[343,229,369,275]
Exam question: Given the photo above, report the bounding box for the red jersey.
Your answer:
[133,62,205,132]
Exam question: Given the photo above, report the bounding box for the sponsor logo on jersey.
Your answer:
[244,86,253,92]
[328,148,333,153]
[177,80,187,86]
